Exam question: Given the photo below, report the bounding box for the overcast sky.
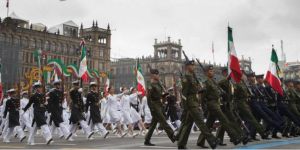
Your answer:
[1,0,299,73]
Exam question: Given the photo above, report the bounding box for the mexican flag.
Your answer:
[228,26,242,83]
[0,63,3,103]
[104,73,110,96]
[79,41,88,82]
[265,46,283,96]
[136,59,146,96]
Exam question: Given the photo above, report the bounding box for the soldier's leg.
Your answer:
[175,110,187,140]
[40,124,53,143]
[27,124,37,145]
[155,109,175,141]
[59,122,72,139]
[15,126,26,141]
[240,108,265,138]
[194,108,218,147]
[3,127,14,142]
[216,126,225,144]
[79,120,93,138]
[177,112,193,147]
[145,118,157,143]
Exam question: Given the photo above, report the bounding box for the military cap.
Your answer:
[89,82,97,87]
[293,80,300,85]
[21,91,28,95]
[184,60,195,66]
[119,87,124,92]
[255,74,264,79]
[167,87,174,92]
[246,72,255,77]
[7,89,16,93]
[284,79,293,84]
[52,79,61,85]
[130,87,135,92]
[204,65,214,72]
[150,69,159,75]
[72,80,80,85]
[33,82,42,88]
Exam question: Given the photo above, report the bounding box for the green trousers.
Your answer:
[197,101,242,146]
[145,101,174,143]
[177,107,217,147]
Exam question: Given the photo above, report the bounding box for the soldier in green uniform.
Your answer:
[234,71,268,140]
[216,67,243,146]
[144,68,175,146]
[285,80,300,136]
[293,80,300,111]
[197,65,248,147]
[177,61,218,149]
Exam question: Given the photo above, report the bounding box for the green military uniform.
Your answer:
[177,72,218,148]
[145,81,175,143]
[234,82,266,138]
[295,89,300,111]
[197,78,243,146]
[286,88,300,117]
[216,78,241,144]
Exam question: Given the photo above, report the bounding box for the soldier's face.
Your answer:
[296,84,300,89]
[109,87,115,94]
[36,87,43,93]
[186,65,195,72]
[256,78,264,84]
[248,76,256,83]
[54,84,60,89]
[152,74,160,80]
[206,69,214,78]
[91,86,96,91]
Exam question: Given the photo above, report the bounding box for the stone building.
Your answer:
[0,12,111,90]
[110,37,252,89]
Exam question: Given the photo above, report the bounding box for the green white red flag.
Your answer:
[136,59,146,96]
[228,26,242,83]
[265,46,283,96]
[79,40,88,82]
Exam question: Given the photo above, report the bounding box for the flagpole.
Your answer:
[212,41,215,65]
[6,0,9,17]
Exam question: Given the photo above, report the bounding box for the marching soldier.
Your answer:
[235,71,268,140]
[197,65,247,147]
[48,80,72,140]
[256,75,284,138]
[216,67,242,146]
[177,61,218,149]
[3,89,26,143]
[294,80,300,111]
[69,80,94,140]
[144,68,176,146]
[23,82,53,145]
[165,88,181,129]
[19,91,33,133]
[86,82,109,138]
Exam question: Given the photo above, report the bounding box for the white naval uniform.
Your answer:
[141,96,152,124]
[0,98,9,136]
[107,94,123,123]
[100,98,110,124]
[129,93,142,123]
[20,97,33,131]
[120,95,133,125]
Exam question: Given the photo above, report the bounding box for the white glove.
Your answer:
[78,88,83,93]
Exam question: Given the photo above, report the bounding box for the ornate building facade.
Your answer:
[0,13,111,90]
[110,37,252,89]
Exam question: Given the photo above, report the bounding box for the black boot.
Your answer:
[178,145,187,149]
[144,141,155,146]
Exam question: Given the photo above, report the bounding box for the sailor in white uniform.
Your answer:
[129,88,147,135]
[107,87,127,138]
[19,91,33,133]
[120,87,138,137]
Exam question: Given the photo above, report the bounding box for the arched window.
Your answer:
[45,41,50,51]
[0,33,5,42]
[30,38,36,48]
[52,42,56,52]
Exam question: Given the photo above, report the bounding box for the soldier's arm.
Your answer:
[85,94,91,113]
[24,96,34,112]
[3,100,10,118]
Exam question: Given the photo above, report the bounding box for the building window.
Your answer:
[0,33,5,42]
[30,39,36,49]
[45,41,50,51]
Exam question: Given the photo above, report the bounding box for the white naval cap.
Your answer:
[89,82,97,86]
[72,80,80,85]
[52,79,61,85]
[21,91,28,95]
[7,89,16,93]
[167,87,174,92]
[33,82,42,88]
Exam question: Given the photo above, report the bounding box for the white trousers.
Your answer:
[28,124,52,144]
[3,126,25,142]
[70,120,92,138]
